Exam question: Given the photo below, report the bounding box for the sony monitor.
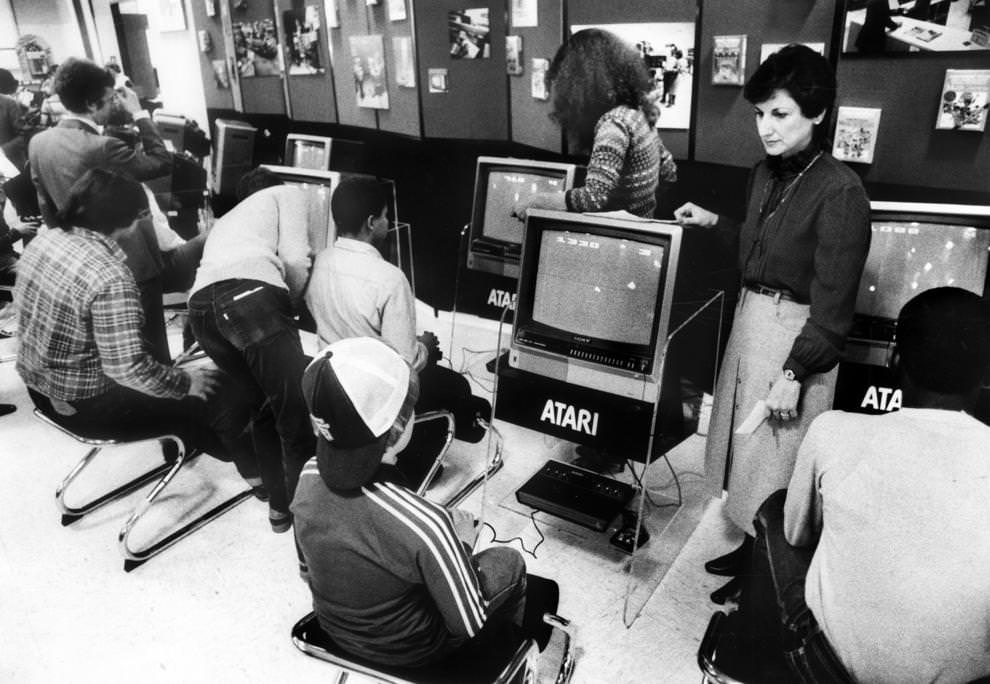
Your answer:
[850,201,990,343]
[284,134,333,171]
[509,209,684,401]
[467,157,578,278]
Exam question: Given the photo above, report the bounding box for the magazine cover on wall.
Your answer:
[840,0,990,55]
[283,5,324,75]
[393,36,415,87]
[449,9,491,59]
[935,69,990,132]
[233,20,282,77]
[350,35,390,109]
[712,34,746,85]
[832,106,882,164]
[428,68,448,93]
[572,23,695,131]
[531,58,549,100]
[506,35,523,75]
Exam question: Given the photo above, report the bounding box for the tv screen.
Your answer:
[856,220,990,321]
[481,168,568,244]
[290,139,330,170]
[532,229,664,347]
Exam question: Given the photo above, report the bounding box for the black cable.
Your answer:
[480,510,545,560]
[626,456,682,509]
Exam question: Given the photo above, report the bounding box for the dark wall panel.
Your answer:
[330,0,377,129]
[228,0,287,115]
[837,55,990,194]
[415,0,509,141]
[193,0,234,110]
[369,0,421,138]
[567,0,699,159]
[507,0,563,152]
[278,0,337,123]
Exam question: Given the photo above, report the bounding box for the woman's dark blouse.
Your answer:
[717,148,872,381]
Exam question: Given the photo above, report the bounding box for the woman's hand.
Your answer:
[673,202,719,227]
[765,373,801,422]
[511,191,566,221]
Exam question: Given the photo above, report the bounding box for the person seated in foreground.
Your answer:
[292,337,554,672]
[305,176,490,487]
[187,166,315,532]
[739,286,990,683]
[15,169,258,471]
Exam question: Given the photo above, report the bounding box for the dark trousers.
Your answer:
[27,379,256,475]
[188,279,315,513]
[741,490,854,684]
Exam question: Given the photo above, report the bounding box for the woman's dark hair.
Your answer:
[0,68,18,95]
[57,168,147,233]
[53,57,115,113]
[548,29,653,150]
[744,44,836,119]
[331,176,390,237]
[235,167,284,201]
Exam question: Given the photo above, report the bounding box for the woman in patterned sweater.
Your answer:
[513,28,676,219]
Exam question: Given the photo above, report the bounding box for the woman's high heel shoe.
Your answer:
[704,535,754,577]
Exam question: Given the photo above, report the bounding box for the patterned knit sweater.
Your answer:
[565,105,675,218]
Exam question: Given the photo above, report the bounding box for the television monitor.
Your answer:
[283,134,366,173]
[849,201,990,344]
[509,209,685,401]
[466,157,578,278]
[213,119,257,197]
[153,111,187,154]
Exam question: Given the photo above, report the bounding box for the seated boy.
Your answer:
[292,337,542,670]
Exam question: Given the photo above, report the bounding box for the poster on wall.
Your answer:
[832,106,882,164]
[211,59,230,88]
[449,9,491,59]
[511,0,538,28]
[157,0,186,31]
[935,69,990,132]
[283,6,325,75]
[429,68,449,93]
[233,20,282,77]
[350,35,390,109]
[506,36,523,75]
[840,0,990,55]
[388,0,407,22]
[572,23,695,131]
[325,0,340,29]
[712,35,746,86]
[393,36,416,87]
[531,58,549,100]
[759,42,825,64]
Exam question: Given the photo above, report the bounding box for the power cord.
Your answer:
[480,510,545,560]
[626,454,683,509]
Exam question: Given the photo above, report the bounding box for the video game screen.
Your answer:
[481,169,567,244]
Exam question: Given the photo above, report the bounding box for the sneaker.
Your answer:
[243,477,269,502]
[269,508,292,534]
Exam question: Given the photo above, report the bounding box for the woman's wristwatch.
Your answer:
[782,368,798,383]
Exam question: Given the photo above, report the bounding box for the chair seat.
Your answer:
[293,613,530,684]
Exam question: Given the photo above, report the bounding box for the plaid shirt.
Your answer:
[15,227,189,401]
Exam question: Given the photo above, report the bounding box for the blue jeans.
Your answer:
[188,280,314,513]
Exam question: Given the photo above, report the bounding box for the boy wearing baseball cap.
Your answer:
[291,337,537,670]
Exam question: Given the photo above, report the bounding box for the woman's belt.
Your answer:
[745,284,803,303]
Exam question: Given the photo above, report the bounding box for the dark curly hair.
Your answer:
[57,168,148,233]
[744,44,836,119]
[548,29,653,151]
[53,57,115,113]
[0,68,17,95]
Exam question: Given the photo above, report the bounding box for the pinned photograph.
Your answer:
[449,9,490,59]
[712,34,746,86]
[325,0,339,29]
[233,20,282,77]
[350,35,390,109]
[840,0,990,55]
[506,35,523,76]
[531,58,549,100]
[832,106,882,164]
[511,0,538,28]
[393,35,415,88]
[211,59,230,88]
[428,68,449,93]
[388,0,406,22]
[935,69,990,132]
[283,5,324,75]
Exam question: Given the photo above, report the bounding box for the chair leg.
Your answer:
[441,417,505,509]
[412,410,456,497]
[118,437,253,572]
[55,445,173,526]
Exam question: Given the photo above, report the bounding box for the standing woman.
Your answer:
[513,28,677,220]
[674,44,870,604]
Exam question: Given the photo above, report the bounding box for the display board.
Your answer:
[367,0,421,138]
[276,0,337,123]
[192,0,235,110]
[227,0,287,115]
[507,0,564,152]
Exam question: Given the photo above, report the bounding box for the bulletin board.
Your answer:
[507,0,564,152]
[694,0,837,168]
[567,0,699,160]
[414,0,509,141]
[277,0,337,123]
[193,0,235,110]
[329,0,378,128]
[367,0,421,138]
[227,0,287,115]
